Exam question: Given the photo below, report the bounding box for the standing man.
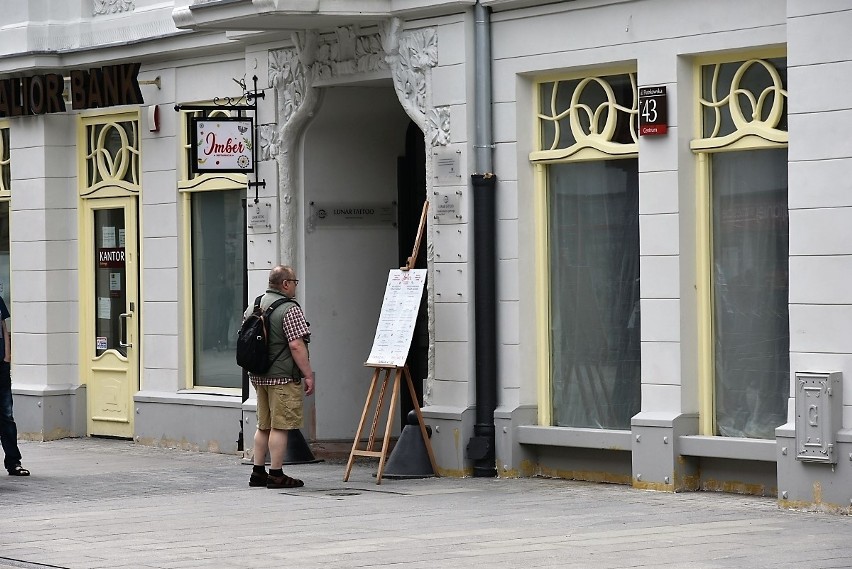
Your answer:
[0,296,28,477]
[246,265,314,489]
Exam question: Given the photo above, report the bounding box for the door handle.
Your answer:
[119,312,132,348]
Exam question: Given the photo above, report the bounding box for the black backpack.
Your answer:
[236,295,290,374]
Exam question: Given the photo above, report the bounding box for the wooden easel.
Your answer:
[343,202,438,484]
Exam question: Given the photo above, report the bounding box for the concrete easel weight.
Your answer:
[382,410,435,479]
[284,428,323,465]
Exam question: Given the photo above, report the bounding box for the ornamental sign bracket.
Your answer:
[175,75,266,203]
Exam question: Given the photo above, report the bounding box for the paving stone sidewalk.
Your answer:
[0,439,850,569]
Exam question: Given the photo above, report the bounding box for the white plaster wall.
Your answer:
[489,0,785,421]
[0,0,184,60]
[138,54,246,393]
[303,85,410,441]
[426,15,477,412]
[9,114,79,387]
[787,3,852,429]
[139,62,179,393]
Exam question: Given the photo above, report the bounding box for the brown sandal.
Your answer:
[266,473,303,489]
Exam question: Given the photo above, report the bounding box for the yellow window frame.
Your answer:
[530,66,638,426]
[691,49,787,435]
[178,106,247,392]
[75,109,142,389]
[77,109,141,199]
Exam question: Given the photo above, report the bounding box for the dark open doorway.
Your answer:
[397,121,427,427]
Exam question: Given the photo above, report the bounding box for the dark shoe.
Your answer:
[249,471,268,487]
[8,464,29,476]
[267,473,303,489]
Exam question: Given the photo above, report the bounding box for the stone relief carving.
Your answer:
[427,106,451,147]
[269,47,309,127]
[268,32,322,268]
[380,19,438,133]
[275,21,446,145]
[356,34,385,74]
[258,124,279,162]
[267,23,446,390]
[313,26,386,82]
[93,0,134,15]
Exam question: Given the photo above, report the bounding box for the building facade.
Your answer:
[1,0,850,512]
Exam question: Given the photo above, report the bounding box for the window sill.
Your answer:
[516,426,632,451]
[135,390,242,409]
[677,435,776,462]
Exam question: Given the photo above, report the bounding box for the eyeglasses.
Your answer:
[285,279,299,285]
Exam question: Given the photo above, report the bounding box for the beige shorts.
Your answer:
[255,382,304,430]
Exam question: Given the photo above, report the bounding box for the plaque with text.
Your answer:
[639,85,668,136]
[247,201,273,233]
[311,202,396,227]
[434,148,463,185]
[434,191,462,224]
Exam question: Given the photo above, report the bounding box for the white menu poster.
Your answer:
[366,269,427,367]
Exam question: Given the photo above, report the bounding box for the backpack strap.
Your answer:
[264,297,292,368]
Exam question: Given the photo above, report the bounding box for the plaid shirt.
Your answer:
[250,304,311,386]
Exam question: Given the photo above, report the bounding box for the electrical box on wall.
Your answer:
[795,371,842,464]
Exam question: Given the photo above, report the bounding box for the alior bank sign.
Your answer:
[0,62,143,118]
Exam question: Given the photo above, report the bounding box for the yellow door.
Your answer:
[83,196,139,438]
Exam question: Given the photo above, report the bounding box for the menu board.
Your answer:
[366,269,427,367]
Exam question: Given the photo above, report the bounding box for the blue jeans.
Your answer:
[0,361,22,471]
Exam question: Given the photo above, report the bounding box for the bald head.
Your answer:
[268,265,295,288]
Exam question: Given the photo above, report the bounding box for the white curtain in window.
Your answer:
[549,159,640,429]
[192,191,245,388]
[712,149,789,438]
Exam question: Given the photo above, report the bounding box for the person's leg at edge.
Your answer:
[249,384,271,487]
[268,428,288,470]
[265,383,303,488]
[0,361,24,473]
[253,428,270,468]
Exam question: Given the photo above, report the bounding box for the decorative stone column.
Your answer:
[380,18,450,403]
[268,31,323,272]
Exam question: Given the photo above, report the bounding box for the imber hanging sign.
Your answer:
[0,63,143,118]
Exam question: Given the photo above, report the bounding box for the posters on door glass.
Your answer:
[366,269,427,368]
[102,226,116,248]
[97,297,111,320]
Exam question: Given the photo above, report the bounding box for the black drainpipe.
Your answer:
[466,1,498,478]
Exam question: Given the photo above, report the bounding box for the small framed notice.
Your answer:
[97,297,111,320]
[101,226,116,248]
[366,269,427,367]
[433,148,462,185]
[434,191,461,224]
[247,201,273,233]
[638,85,668,136]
